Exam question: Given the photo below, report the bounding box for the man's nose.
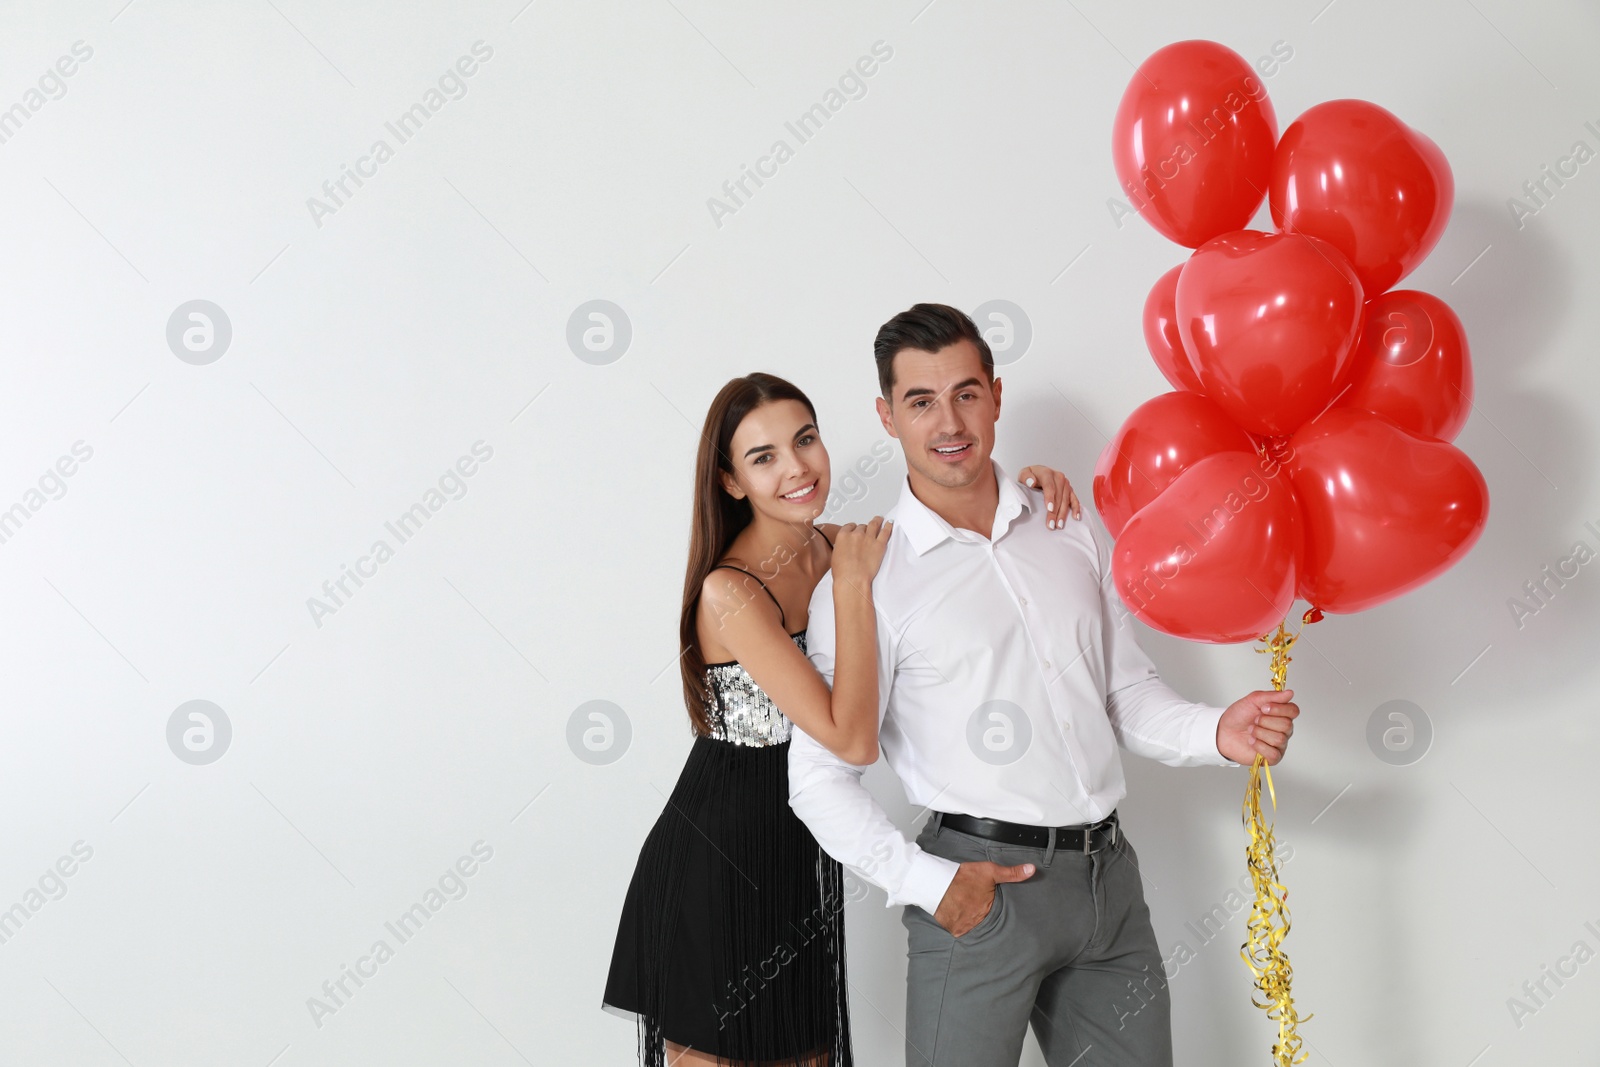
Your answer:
[933,398,963,435]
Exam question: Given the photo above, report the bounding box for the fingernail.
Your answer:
[1026,477,1035,486]
[1047,501,1054,510]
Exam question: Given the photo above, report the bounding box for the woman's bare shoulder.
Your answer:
[702,559,787,619]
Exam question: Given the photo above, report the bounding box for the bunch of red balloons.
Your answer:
[1094,40,1489,644]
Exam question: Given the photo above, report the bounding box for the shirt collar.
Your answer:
[893,458,1034,556]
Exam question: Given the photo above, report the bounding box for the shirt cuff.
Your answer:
[896,851,961,914]
[1189,703,1241,767]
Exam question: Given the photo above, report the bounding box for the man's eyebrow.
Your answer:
[742,423,818,458]
[901,378,983,402]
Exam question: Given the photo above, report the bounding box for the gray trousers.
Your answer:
[900,813,1172,1067]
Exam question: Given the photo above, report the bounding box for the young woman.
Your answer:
[602,372,1081,1066]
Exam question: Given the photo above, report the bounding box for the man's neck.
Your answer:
[908,461,1000,540]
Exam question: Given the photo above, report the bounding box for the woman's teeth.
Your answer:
[782,481,817,500]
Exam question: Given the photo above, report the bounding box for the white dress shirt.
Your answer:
[787,459,1239,916]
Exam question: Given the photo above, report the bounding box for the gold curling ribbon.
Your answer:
[1241,606,1321,1065]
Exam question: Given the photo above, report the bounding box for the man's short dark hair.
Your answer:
[873,303,994,400]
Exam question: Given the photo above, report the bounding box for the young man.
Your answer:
[786,303,1300,1066]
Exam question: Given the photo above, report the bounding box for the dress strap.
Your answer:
[815,525,834,549]
[708,564,786,629]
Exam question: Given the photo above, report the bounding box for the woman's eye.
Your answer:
[798,434,815,446]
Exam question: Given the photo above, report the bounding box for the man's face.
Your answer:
[875,338,1001,491]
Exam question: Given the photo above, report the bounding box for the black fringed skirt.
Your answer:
[603,734,853,1065]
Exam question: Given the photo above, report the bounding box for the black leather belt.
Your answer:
[935,809,1119,852]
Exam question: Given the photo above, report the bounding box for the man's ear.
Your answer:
[991,375,1003,420]
[875,395,898,439]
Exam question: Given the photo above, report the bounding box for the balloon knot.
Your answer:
[1262,435,1294,466]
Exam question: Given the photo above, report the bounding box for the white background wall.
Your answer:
[2,1,1597,1064]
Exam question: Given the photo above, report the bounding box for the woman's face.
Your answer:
[720,399,831,522]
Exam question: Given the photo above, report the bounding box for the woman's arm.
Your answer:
[817,518,891,764]
[698,519,892,765]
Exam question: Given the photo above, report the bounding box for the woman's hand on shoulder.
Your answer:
[830,516,893,592]
[1018,465,1082,530]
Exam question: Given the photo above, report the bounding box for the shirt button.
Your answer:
[1043,659,1052,669]
[1020,597,1028,605]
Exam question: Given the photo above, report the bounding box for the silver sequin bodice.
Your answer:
[704,632,804,746]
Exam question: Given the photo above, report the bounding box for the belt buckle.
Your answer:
[1083,815,1117,854]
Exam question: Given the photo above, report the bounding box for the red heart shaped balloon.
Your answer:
[1333,290,1473,441]
[1111,450,1303,644]
[1112,40,1279,248]
[1285,407,1488,613]
[1093,390,1256,538]
[1143,264,1205,394]
[1269,99,1454,296]
[1176,230,1365,436]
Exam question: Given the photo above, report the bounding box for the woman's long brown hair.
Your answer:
[679,373,818,735]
